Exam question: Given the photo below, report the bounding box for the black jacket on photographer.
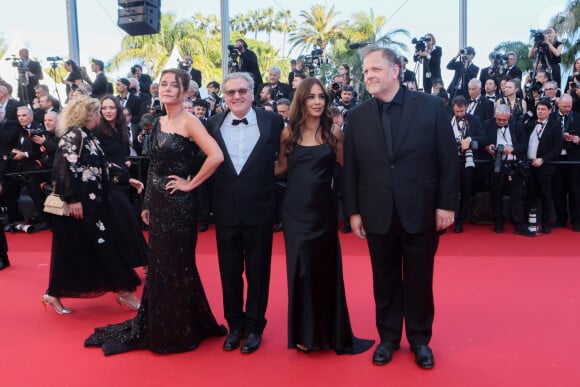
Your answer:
[234,39,263,92]
[447,50,479,99]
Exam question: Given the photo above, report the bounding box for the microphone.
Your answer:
[348,42,370,50]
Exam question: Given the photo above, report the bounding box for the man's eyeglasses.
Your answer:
[424,38,432,42]
[224,88,252,97]
[544,88,556,91]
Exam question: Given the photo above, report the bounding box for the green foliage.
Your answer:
[493,41,534,72]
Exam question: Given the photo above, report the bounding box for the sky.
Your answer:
[0,0,571,85]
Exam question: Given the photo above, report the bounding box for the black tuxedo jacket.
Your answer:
[91,72,109,98]
[207,108,283,226]
[344,90,459,234]
[455,113,486,146]
[505,65,523,81]
[4,98,24,122]
[261,82,292,101]
[117,94,142,124]
[188,68,202,87]
[483,118,527,161]
[413,46,442,80]
[551,110,580,160]
[525,118,563,175]
[470,97,495,122]
[447,59,479,98]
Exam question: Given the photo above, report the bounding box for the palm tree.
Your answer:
[347,9,409,52]
[231,13,249,35]
[493,41,534,72]
[275,10,295,56]
[261,7,277,44]
[550,0,580,68]
[247,10,262,40]
[288,4,343,58]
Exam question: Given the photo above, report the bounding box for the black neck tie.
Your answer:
[232,118,248,126]
[381,103,394,156]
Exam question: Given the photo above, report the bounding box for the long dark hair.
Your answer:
[95,95,128,142]
[284,77,336,155]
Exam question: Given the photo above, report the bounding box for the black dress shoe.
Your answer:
[514,227,536,237]
[574,224,580,232]
[223,329,242,351]
[494,224,503,233]
[0,254,10,270]
[453,223,463,233]
[542,224,551,234]
[199,223,209,232]
[372,342,399,365]
[273,223,283,233]
[241,333,261,354]
[411,344,435,369]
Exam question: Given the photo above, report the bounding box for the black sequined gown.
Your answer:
[283,144,373,354]
[85,128,226,355]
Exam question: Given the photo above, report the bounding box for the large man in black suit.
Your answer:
[90,59,109,98]
[17,48,43,106]
[207,72,283,354]
[447,46,479,99]
[343,47,459,369]
[525,100,563,233]
[550,94,580,230]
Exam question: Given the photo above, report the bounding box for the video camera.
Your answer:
[227,45,243,60]
[492,53,508,74]
[530,29,548,52]
[5,55,23,68]
[412,37,426,52]
[525,81,543,95]
[302,48,324,77]
[46,56,62,62]
[177,58,192,70]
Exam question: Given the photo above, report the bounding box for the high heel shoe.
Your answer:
[115,294,140,311]
[41,294,72,314]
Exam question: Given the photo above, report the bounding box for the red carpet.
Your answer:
[0,224,578,386]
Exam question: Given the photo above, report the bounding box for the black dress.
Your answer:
[97,127,147,268]
[47,127,141,298]
[85,128,226,355]
[282,144,373,354]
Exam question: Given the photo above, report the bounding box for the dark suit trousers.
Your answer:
[366,209,439,346]
[215,224,273,334]
[456,160,475,225]
[527,168,554,225]
[490,168,526,227]
[552,155,572,223]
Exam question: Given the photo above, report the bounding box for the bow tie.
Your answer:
[470,99,478,104]
[232,118,248,126]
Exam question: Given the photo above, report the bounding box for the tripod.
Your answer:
[47,63,62,106]
[531,46,551,84]
[414,57,424,92]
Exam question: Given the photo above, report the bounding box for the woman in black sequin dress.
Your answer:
[85,69,226,355]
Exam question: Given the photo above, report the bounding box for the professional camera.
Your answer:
[177,58,192,70]
[227,44,243,60]
[46,56,62,62]
[5,55,22,67]
[149,98,163,117]
[491,144,504,173]
[14,222,35,234]
[412,37,426,52]
[24,128,46,138]
[302,48,324,77]
[525,81,544,95]
[492,54,508,74]
[530,29,545,45]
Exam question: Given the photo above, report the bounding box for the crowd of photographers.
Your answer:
[0,26,579,241]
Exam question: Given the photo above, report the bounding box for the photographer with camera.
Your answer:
[550,94,580,230]
[447,47,479,100]
[496,78,528,126]
[529,27,563,88]
[178,55,202,87]
[228,39,262,93]
[564,59,580,113]
[260,66,292,104]
[524,99,563,234]
[450,96,486,232]
[14,49,43,107]
[483,104,531,235]
[412,33,442,94]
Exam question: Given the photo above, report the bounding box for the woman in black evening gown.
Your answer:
[85,69,226,355]
[275,77,373,354]
[96,96,148,274]
[42,96,141,314]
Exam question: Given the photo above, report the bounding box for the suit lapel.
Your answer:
[393,91,417,155]
[239,109,268,175]
[212,111,238,175]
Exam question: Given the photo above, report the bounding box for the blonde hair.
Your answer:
[57,95,99,136]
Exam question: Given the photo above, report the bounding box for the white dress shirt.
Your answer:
[220,109,259,174]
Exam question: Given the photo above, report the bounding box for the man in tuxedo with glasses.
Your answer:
[207,72,283,354]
